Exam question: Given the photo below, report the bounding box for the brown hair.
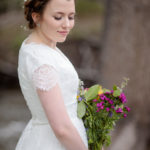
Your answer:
[24,0,50,29]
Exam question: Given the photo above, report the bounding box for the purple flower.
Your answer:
[106,107,110,112]
[119,92,127,103]
[125,106,130,112]
[116,108,123,113]
[108,111,113,117]
[78,97,83,101]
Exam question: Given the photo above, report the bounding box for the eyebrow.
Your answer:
[55,12,76,15]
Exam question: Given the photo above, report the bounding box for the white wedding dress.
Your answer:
[15,38,88,150]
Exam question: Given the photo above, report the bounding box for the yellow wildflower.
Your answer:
[77,95,80,99]
[98,87,103,96]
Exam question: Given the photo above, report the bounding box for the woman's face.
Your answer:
[39,0,75,43]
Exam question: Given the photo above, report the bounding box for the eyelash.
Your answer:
[54,16,75,20]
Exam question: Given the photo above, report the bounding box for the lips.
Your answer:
[57,31,69,36]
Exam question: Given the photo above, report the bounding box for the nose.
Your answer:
[62,18,70,28]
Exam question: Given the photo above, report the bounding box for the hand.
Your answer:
[89,147,104,150]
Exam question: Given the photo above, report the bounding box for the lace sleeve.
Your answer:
[32,64,59,91]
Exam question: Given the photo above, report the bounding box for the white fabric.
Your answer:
[15,39,88,150]
[32,64,59,91]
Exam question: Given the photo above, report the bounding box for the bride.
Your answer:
[15,0,88,149]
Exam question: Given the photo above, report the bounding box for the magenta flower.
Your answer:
[96,102,104,111]
[111,105,115,109]
[93,99,97,102]
[100,105,104,109]
[97,102,104,107]
[119,92,127,103]
[108,100,114,105]
[110,90,114,94]
[96,106,104,112]
[124,106,130,112]
[96,108,100,112]
[105,97,110,101]
[100,94,106,101]
[105,91,110,94]
[106,108,109,111]
[116,108,123,113]
[123,113,127,118]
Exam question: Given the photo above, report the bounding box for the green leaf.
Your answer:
[112,121,116,126]
[113,85,118,91]
[113,90,121,97]
[103,88,110,93]
[85,84,100,101]
[120,104,124,109]
[105,135,111,146]
[88,138,93,144]
[77,101,86,119]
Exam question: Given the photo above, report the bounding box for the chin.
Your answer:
[57,37,67,43]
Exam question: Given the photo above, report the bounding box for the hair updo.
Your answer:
[24,0,50,29]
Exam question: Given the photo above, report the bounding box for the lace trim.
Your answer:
[32,64,59,91]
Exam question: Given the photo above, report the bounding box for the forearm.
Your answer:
[56,124,88,150]
[36,86,88,150]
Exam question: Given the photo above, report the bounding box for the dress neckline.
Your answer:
[22,37,60,52]
[22,37,69,62]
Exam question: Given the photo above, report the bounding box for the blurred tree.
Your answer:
[100,0,150,150]
[0,0,22,14]
[0,0,8,14]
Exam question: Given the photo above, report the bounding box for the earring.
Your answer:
[36,23,40,27]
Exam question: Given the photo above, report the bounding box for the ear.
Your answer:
[31,12,41,24]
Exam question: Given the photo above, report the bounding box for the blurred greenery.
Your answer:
[0,0,23,14]
[0,0,104,15]
[0,0,105,55]
[76,0,105,16]
[11,30,28,52]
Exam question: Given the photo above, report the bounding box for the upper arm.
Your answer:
[36,83,71,132]
[32,64,72,134]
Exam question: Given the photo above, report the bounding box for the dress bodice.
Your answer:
[18,40,79,124]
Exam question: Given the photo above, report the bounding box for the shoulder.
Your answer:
[18,43,58,78]
[19,42,56,60]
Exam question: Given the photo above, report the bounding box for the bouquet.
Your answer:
[77,78,130,150]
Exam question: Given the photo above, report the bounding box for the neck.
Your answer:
[31,28,57,50]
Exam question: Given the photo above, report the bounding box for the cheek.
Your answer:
[42,18,60,31]
[70,21,75,29]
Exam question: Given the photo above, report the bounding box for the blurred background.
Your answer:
[0,0,150,150]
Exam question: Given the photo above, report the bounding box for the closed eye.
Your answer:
[54,16,62,20]
[69,16,75,20]
[54,14,75,21]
